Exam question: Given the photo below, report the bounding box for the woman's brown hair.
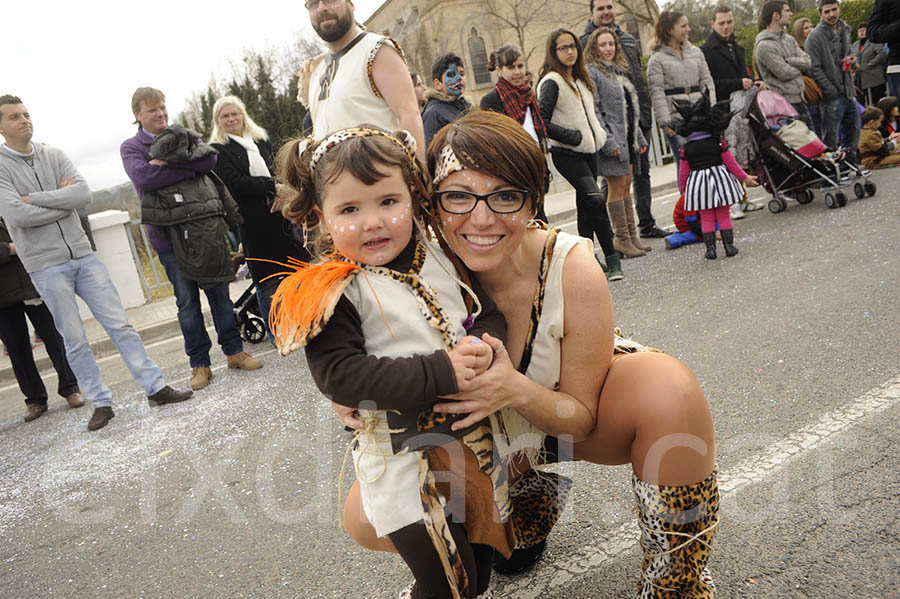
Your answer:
[791,18,813,49]
[584,27,629,75]
[654,11,685,50]
[426,110,546,215]
[488,45,524,71]
[538,29,595,95]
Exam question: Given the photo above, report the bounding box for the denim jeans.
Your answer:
[887,72,900,98]
[255,276,282,340]
[666,132,687,179]
[808,103,824,138]
[822,96,861,164]
[158,251,242,367]
[29,254,165,407]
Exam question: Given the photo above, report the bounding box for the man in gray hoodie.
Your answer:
[754,1,813,125]
[806,0,860,164]
[0,95,192,431]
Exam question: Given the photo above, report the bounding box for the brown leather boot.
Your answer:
[624,196,652,252]
[24,403,48,422]
[190,366,212,390]
[607,200,646,258]
[227,351,263,371]
[87,406,115,431]
[65,392,85,408]
[147,386,193,406]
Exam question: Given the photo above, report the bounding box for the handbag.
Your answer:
[802,75,823,106]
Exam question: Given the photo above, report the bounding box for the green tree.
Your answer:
[179,37,322,148]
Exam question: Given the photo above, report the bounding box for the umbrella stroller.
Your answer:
[743,88,876,213]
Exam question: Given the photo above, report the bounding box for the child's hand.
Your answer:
[332,401,363,430]
[448,337,494,388]
[743,174,759,187]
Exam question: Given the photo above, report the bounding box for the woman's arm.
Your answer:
[538,79,583,146]
[436,241,614,441]
[646,55,673,129]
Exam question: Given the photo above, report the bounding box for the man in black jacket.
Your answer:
[867,0,900,96]
[702,5,765,219]
[582,0,668,238]
[421,53,471,147]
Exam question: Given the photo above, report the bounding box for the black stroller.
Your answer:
[742,88,876,213]
[233,282,267,344]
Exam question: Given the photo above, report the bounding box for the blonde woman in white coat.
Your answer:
[647,11,716,174]
[537,29,622,279]
[586,27,651,259]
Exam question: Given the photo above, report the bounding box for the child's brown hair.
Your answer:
[861,106,883,127]
[276,126,432,257]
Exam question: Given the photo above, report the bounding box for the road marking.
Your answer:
[498,375,900,597]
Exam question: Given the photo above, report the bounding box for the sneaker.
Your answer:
[24,403,48,422]
[639,225,670,238]
[227,351,263,371]
[190,366,212,390]
[730,204,745,220]
[65,392,85,408]
[147,386,193,406]
[87,406,115,431]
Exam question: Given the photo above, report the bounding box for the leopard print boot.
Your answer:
[633,469,719,598]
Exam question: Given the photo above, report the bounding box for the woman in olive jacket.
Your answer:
[209,96,309,336]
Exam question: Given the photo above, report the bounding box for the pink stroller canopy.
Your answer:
[756,90,798,127]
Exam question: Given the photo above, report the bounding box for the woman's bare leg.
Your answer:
[573,351,716,485]
[343,480,398,553]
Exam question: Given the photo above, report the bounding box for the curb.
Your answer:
[547,179,681,226]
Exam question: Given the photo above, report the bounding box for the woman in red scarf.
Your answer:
[481,45,550,222]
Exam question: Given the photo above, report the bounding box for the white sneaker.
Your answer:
[730,203,745,220]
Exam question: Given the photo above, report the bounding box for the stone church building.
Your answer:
[364,0,659,105]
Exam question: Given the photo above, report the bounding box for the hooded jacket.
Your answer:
[141,125,242,286]
[421,90,471,147]
[806,19,855,101]
[0,143,93,274]
[647,42,716,129]
[753,28,811,104]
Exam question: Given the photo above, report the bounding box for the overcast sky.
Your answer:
[5,0,385,191]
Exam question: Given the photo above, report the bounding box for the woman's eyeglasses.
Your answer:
[555,43,578,53]
[433,190,529,215]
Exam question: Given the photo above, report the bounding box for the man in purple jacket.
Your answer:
[120,87,262,392]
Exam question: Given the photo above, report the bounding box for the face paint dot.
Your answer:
[392,217,398,224]
[448,217,454,223]
[512,215,517,221]
[340,226,345,232]
[333,225,338,231]
[349,225,356,231]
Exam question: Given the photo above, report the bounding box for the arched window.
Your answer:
[467,27,491,86]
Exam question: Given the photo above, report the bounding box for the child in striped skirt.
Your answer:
[675,96,759,259]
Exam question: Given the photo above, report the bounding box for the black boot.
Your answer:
[702,232,717,260]
[721,229,739,257]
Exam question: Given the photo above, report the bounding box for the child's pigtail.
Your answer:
[276,137,320,229]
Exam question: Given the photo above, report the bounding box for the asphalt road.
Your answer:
[1,167,898,598]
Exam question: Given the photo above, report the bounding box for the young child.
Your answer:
[676,96,759,260]
[859,106,900,170]
[271,126,511,599]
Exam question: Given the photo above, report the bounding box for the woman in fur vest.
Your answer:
[536,29,620,280]
[585,27,650,259]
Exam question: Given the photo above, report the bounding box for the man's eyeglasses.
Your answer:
[433,189,530,215]
[556,43,578,53]
[306,0,341,10]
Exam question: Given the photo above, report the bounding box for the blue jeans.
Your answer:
[666,132,686,179]
[29,254,165,407]
[887,72,900,98]
[254,276,282,341]
[808,103,824,138]
[822,96,861,164]
[158,251,242,367]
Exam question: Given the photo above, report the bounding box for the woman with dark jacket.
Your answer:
[480,45,550,222]
[209,96,310,336]
[536,29,621,280]
[1,220,83,422]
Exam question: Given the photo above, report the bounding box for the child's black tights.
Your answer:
[389,519,494,599]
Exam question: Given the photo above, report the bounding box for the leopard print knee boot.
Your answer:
[633,470,719,598]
